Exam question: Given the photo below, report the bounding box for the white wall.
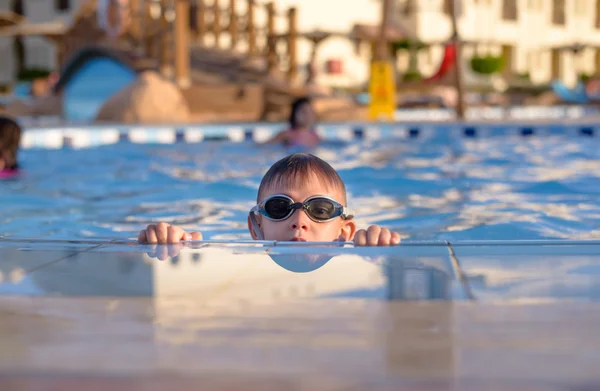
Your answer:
[400,0,600,86]
[268,0,380,88]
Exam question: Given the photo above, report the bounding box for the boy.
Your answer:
[138,153,401,247]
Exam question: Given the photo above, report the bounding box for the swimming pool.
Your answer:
[3,122,600,387]
[2,122,600,242]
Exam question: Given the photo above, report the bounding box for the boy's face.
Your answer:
[248,173,356,242]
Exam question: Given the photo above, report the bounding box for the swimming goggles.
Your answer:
[250,194,354,223]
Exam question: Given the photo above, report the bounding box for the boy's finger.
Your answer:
[167,225,184,244]
[367,225,381,246]
[155,222,169,244]
[390,232,401,245]
[137,229,147,244]
[378,228,392,246]
[189,232,203,241]
[145,225,158,244]
[353,230,367,246]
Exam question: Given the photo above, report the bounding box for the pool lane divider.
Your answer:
[19,122,600,149]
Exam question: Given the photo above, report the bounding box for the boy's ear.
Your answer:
[247,215,262,240]
[340,219,357,241]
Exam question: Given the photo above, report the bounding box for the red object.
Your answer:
[425,44,456,83]
[326,59,343,75]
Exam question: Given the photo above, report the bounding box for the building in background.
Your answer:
[395,0,600,86]
[2,0,600,90]
[0,0,87,85]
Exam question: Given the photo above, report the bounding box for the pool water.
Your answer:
[1,133,600,241]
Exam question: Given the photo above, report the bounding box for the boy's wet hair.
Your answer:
[258,153,347,203]
[0,116,21,170]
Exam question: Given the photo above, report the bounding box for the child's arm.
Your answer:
[353,225,401,246]
[259,130,289,145]
[138,222,202,244]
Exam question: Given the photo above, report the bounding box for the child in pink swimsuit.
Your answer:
[0,116,21,178]
[263,97,321,148]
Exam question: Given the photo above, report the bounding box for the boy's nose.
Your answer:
[289,209,309,231]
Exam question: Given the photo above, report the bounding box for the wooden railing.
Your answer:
[131,0,299,86]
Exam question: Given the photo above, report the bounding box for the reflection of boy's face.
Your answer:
[248,172,356,242]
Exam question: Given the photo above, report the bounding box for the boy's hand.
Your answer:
[138,222,203,244]
[353,225,401,246]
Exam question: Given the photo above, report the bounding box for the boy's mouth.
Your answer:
[289,237,307,242]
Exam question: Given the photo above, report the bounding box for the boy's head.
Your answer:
[248,153,356,242]
[0,116,21,170]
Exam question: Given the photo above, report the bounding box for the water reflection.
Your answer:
[0,244,460,301]
[268,254,333,273]
[1,240,600,302]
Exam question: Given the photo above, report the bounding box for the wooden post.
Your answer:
[197,0,207,44]
[213,0,221,47]
[129,0,141,39]
[375,0,391,61]
[247,0,256,55]
[229,0,238,49]
[266,2,276,72]
[174,0,191,88]
[449,0,466,120]
[143,0,154,57]
[159,0,173,76]
[287,7,297,83]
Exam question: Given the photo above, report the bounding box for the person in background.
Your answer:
[262,97,321,149]
[0,116,21,177]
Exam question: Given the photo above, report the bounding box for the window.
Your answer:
[552,0,565,25]
[55,0,70,12]
[502,0,518,20]
[12,0,24,15]
[402,0,415,16]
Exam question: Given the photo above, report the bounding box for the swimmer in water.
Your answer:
[0,116,21,176]
[262,97,321,148]
[139,153,401,253]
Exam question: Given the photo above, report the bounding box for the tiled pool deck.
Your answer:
[0,240,599,390]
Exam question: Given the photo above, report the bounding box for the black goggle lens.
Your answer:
[306,199,336,220]
[264,197,294,220]
[263,197,338,221]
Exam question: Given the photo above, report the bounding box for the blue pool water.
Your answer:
[1,133,600,241]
